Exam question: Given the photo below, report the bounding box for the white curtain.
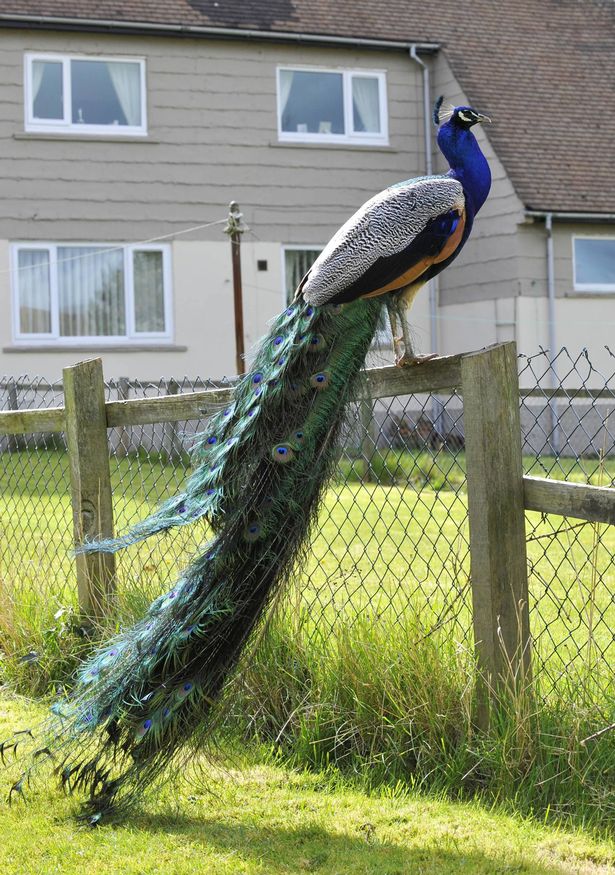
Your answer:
[31,61,45,104]
[285,249,320,302]
[133,250,165,332]
[279,70,294,129]
[58,247,125,337]
[352,77,380,133]
[108,62,141,126]
[17,249,51,334]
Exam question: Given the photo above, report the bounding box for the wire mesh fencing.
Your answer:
[0,348,614,704]
[0,376,72,619]
[519,349,615,700]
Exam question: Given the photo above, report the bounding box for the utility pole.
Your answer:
[224,201,246,375]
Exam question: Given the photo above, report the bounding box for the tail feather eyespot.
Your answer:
[135,718,153,739]
[176,681,195,702]
[307,334,326,353]
[310,371,330,390]
[243,521,263,542]
[272,444,295,464]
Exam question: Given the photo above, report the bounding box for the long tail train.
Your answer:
[2,296,383,823]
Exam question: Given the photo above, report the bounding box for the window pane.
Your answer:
[285,249,321,302]
[71,60,141,126]
[575,238,615,286]
[58,247,125,336]
[280,71,344,135]
[352,76,381,133]
[134,250,165,332]
[32,60,63,120]
[17,249,51,334]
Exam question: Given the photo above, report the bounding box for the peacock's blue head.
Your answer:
[433,96,491,130]
[434,97,492,211]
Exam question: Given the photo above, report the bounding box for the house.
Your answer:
[0,1,614,384]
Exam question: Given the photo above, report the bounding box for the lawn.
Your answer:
[0,449,613,834]
[1,697,614,875]
[0,449,613,693]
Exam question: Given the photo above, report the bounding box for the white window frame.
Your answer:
[11,242,173,345]
[24,52,148,136]
[276,66,388,146]
[572,235,615,293]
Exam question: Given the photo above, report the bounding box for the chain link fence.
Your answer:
[0,349,614,703]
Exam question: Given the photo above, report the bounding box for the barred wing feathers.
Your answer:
[300,176,465,306]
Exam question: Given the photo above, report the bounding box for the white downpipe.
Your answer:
[409,45,438,359]
[545,213,560,455]
[409,45,443,438]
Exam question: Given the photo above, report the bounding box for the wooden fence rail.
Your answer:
[1,342,614,725]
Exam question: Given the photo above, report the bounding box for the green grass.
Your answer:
[1,697,614,875]
[229,607,614,832]
[1,449,613,685]
[0,449,613,833]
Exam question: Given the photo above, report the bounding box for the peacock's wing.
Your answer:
[299,176,465,306]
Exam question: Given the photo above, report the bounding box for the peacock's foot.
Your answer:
[395,352,439,367]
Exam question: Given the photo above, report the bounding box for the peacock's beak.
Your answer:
[476,112,491,124]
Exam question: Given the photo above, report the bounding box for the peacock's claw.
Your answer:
[395,352,439,367]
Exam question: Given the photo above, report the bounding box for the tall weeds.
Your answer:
[0,568,612,831]
[229,607,615,833]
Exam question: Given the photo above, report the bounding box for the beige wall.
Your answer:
[0,28,428,380]
[0,29,425,244]
[2,239,295,381]
[2,28,613,386]
[439,220,615,382]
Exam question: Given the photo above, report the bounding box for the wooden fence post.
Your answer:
[163,378,182,461]
[6,378,25,452]
[115,376,131,458]
[63,358,116,620]
[359,396,377,483]
[461,343,530,726]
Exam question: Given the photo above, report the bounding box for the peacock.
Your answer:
[2,99,491,823]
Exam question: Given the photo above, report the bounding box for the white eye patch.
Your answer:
[457,111,475,123]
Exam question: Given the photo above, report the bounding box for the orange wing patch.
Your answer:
[361,210,466,299]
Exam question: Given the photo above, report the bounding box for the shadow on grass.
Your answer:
[132,811,572,875]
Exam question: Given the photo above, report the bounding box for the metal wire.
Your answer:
[0,348,613,703]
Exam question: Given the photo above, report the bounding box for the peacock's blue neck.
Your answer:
[438,123,491,216]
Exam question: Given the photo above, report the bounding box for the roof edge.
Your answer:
[526,210,615,223]
[0,13,440,52]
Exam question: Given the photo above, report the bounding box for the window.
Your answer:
[12,243,172,344]
[277,67,388,146]
[284,247,322,303]
[25,53,147,136]
[573,237,615,292]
